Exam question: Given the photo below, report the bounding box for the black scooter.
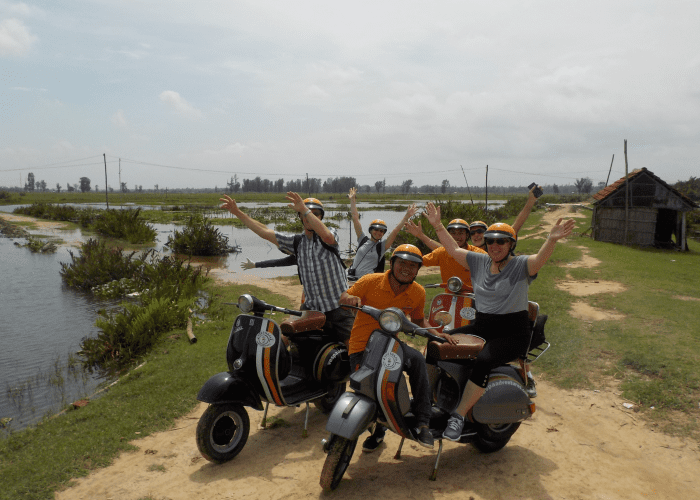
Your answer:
[196,294,350,463]
[320,300,549,490]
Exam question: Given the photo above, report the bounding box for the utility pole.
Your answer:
[485,165,489,210]
[306,173,310,196]
[118,158,122,195]
[103,154,109,208]
[605,154,614,187]
[460,165,474,204]
[624,140,629,245]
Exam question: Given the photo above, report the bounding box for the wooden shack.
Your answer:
[591,168,698,250]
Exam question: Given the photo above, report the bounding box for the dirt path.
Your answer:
[53,206,700,499]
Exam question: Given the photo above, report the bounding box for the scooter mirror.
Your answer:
[433,311,452,327]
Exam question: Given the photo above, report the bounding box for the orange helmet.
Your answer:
[369,219,387,232]
[469,221,488,231]
[390,244,423,266]
[303,197,324,219]
[446,219,469,231]
[484,223,517,252]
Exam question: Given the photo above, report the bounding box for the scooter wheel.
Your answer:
[472,422,520,453]
[320,435,357,491]
[196,403,250,463]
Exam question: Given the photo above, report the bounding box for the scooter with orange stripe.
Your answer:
[425,276,475,332]
[320,301,547,491]
[195,294,349,463]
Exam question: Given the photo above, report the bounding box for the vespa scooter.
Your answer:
[196,294,350,463]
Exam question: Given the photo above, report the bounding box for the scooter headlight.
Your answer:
[379,310,402,333]
[447,277,463,293]
[238,294,254,313]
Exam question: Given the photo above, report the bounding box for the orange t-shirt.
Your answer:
[422,245,487,283]
[347,271,426,355]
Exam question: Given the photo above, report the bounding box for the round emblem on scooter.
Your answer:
[381,352,401,371]
[460,307,476,320]
[255,331,276,348]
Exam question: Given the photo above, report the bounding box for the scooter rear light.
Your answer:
[529,402,536,414]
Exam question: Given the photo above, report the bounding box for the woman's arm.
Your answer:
[385,203,418,249]
[220,195,278,245]
[512,185,539,234]
[527,218,575,275]
[348,187,363,240]
[425,202,470,271]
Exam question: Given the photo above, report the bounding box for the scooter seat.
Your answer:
[280,310,326,335]
[427,334,485,361]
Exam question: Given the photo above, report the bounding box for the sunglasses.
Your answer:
[470,229,485,235]
[372,228,387,233]
[485,238,510,246]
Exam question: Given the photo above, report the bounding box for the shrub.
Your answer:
[165,213,232,256]
[59,239,143,291]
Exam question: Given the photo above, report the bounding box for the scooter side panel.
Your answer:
[253,318,288,406]
[472,373,533,424]
[196,372,264,410]
[325,392,377,440]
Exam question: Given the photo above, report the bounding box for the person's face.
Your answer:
[470,227,486,246]
[448,228,468,248]
[485,237,512,261]
[392,257,421,284]
[370,227,386,242]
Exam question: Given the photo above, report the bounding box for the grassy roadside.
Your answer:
[1,207,698,499]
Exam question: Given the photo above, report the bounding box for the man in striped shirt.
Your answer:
[220,191,354,344]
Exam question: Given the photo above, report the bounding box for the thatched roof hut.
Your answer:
[591,168,698,250]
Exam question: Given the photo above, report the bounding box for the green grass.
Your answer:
[0,281,292,500]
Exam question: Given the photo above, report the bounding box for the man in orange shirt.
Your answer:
[405,218,487,285]
[340,244,455,452]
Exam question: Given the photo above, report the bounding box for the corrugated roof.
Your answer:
[592,167,698,208]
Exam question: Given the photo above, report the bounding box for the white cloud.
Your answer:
[112,110,128,129]
[159,90,203,119]
[0,18,37,56]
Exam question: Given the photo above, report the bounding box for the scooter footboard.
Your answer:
[325,392,377,440]
[472,373,533,424]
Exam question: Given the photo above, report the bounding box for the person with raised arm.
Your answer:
[425,201,574,441]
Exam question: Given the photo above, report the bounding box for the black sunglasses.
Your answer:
[470,229,485,235]
[485,238,509,246]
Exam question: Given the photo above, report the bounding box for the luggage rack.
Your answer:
[526,341,550,364]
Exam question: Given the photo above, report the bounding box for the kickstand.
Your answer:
[260,402,269,429]
[394,437,405,459]
[429,439,444,481]
[302,402,310,438]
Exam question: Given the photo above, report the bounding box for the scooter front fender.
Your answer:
[325,392,377,440]
[197,371,264,411]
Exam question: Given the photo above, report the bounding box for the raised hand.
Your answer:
[348,187,357,201]
[220,194,239,214]
[549,218,575,241]
[404,219,424,237]
[240,258,255,270]
[425,202,442,227]
[285,191,306,213]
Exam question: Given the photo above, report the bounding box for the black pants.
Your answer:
[349,342,432,427]
[449,310,530,388]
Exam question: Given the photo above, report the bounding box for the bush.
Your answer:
[59,239,143,291]
[165,213,232,256]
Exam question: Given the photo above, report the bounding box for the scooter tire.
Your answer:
[196,403,250,463]
[313,382,346,414]
[320,436,357,491]
[472,422,520,453]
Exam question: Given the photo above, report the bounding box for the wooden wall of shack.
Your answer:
[591,170,696,250]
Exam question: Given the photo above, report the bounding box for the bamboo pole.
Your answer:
[186,309,197,344]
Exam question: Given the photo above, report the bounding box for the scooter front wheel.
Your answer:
[196,403,250,463]
[313,382,346,414]
[320,435,357,491]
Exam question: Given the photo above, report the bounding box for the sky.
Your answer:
[1,1,699,192]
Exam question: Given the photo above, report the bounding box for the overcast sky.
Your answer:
[1,1,699,192]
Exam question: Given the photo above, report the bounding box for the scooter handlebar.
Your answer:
[342,303,446,343]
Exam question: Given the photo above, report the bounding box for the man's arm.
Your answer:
[220,195,278,245]
[417,318,457,344]
[384,203,419,249]
[286,191,337,245]
[339,290,361,307]
[512,185,539,234]
[348,187,363,240]
[405,219,440,251]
